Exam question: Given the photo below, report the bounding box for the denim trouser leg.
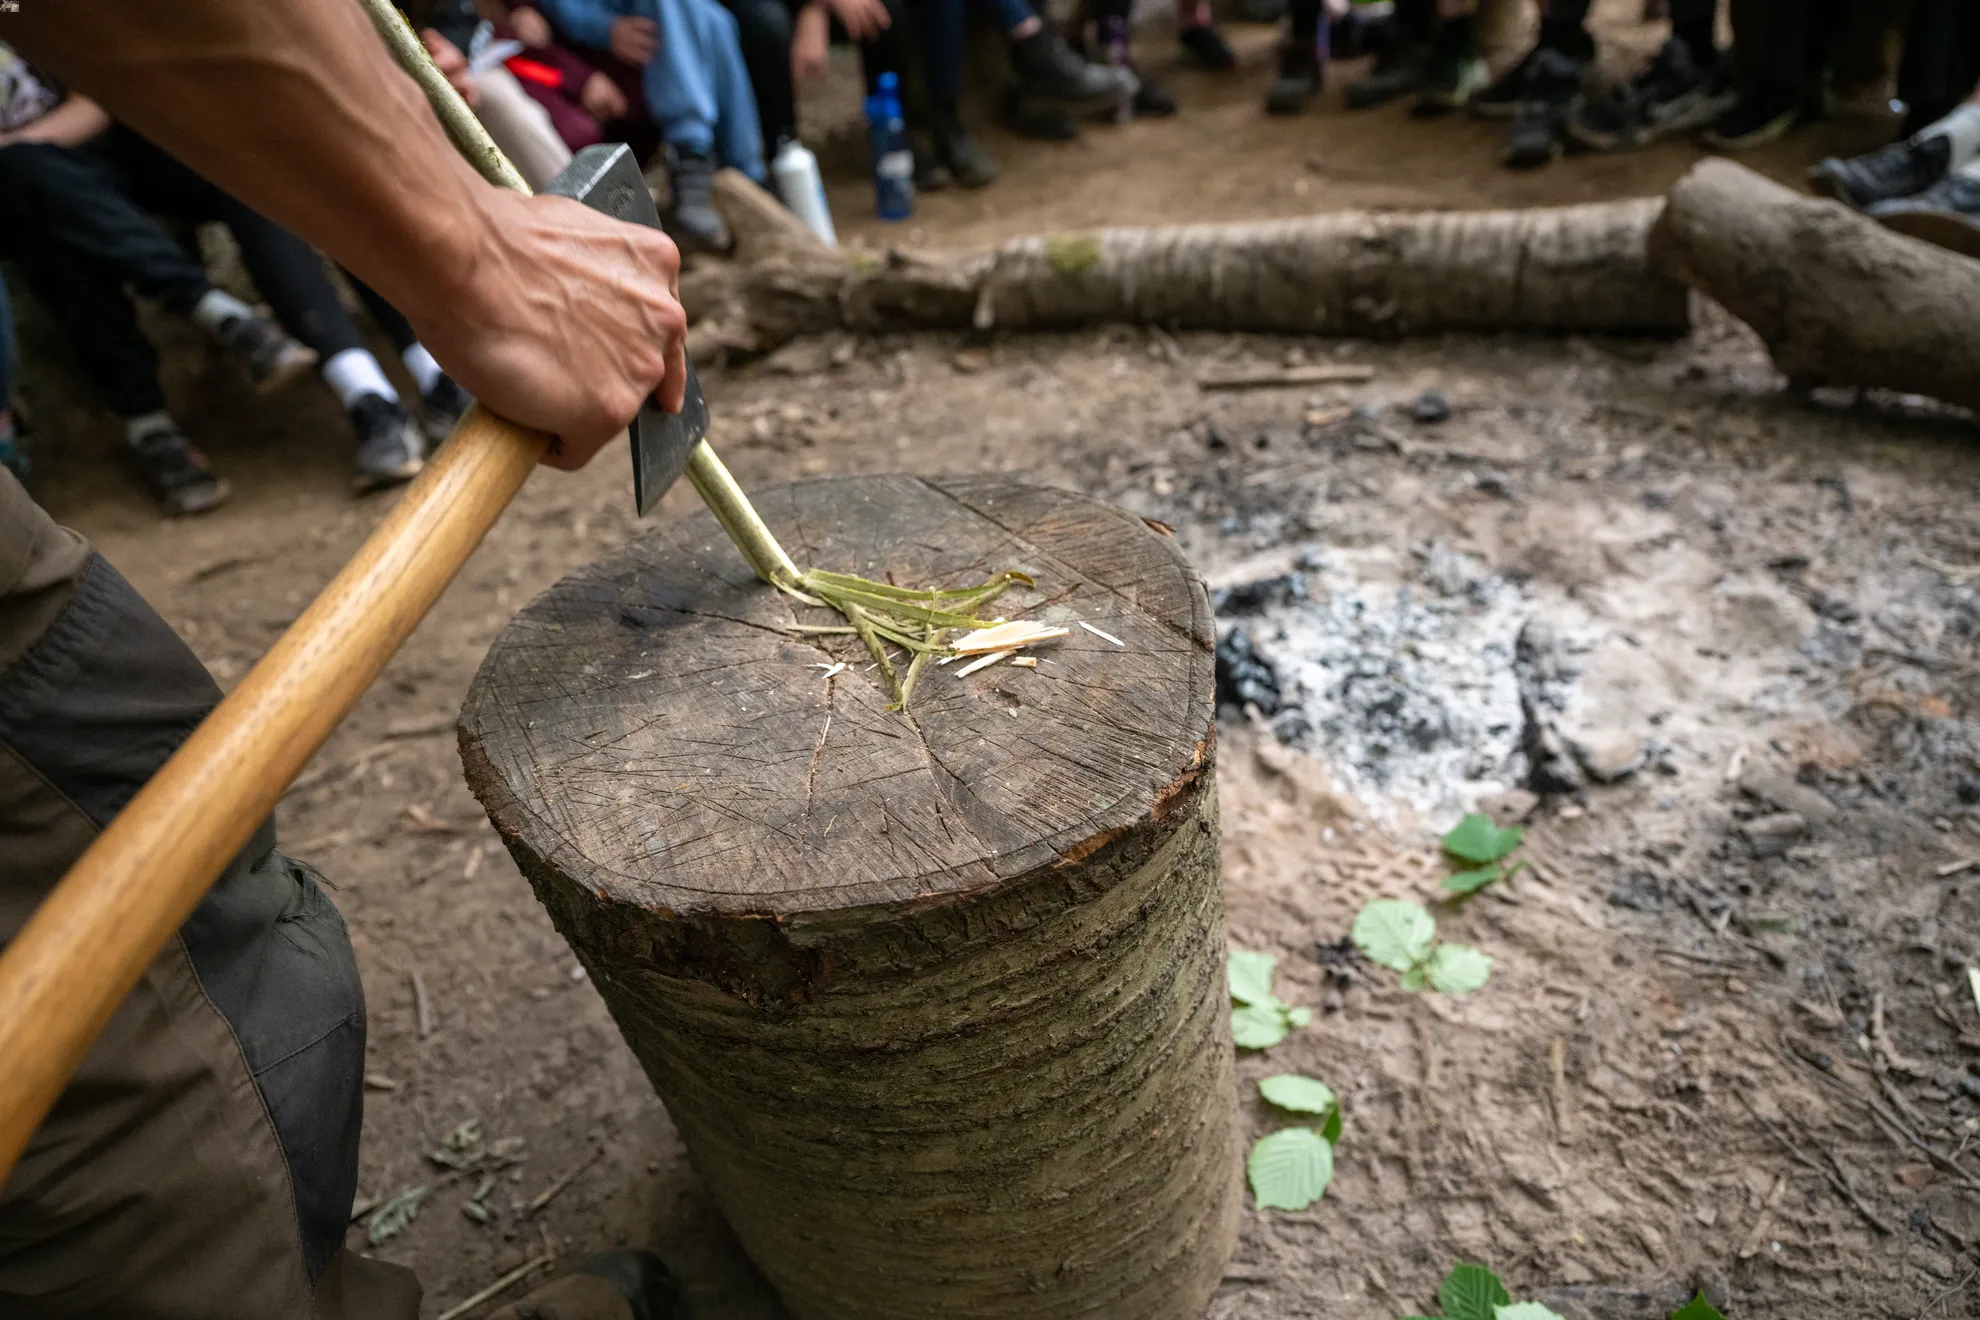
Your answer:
[643,0,767,179]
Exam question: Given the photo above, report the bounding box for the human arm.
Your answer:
[791,4,831,84]
[821,0,891,40]
[0,92,111,148]
[419,29,479,105]
[11,0,685,462]
[507,4,556,47]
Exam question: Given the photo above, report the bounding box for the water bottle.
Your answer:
[864,72,914,222]
[772,138,838,247]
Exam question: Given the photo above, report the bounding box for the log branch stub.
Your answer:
[1649,159,1980,411]
[459,476,1238,1320]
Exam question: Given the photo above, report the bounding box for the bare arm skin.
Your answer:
[0,93,111,148]
[10,0,686,466]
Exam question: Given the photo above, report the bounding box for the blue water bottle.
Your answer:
[864,72,914,222]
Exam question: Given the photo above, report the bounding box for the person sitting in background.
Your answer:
[406,0,577,189]
[1697,0,1842,151]
[1264,0,1338,114]
[531,0,770,253]
[1811,78,1980,257]
[990,0,1141,141]
[1410,0,1486,116]
[1565,0,1729,155]
[1333,0,1439,110]
[0,54,451,502]
[502,3,627,154]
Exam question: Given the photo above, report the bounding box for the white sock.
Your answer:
[1921,102,1980,171]
[320,348,400,410]
[189,289,256,336]
[124,410,177,444]
[1956,156,1980,183]
[401,343,444,396]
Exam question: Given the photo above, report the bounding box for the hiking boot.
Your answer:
[1346,43,1428,109]
[1001,87,1080,141]
[1701,88,1800,151]
[486,1250,682,1320]
[1266,42,1324,116]
[1468,45,1541,119]
[932,105,999,187]
[1413,34,1488,115]
[215,312,317,395]
[912,133,952,192]
[1867,169,1980,260]
[130,421,230,515]
[348,393,426,492]
[1810,133,1953,210]
[1009,28,1137,106]
[419,372,472,443]
[1569,36,1732,151]
[664,148,733,255]
[1179,23,1237,71]
[1131,77,1178,117]
[1503,47,1582,169]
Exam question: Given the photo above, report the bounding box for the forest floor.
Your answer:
[13,2,1980,1318]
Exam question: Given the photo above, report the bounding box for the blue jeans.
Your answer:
[647,0,766,179]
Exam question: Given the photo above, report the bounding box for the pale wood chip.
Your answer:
[951,621,1070,655]
[1078,621,1126,647]
[1011,656,1039,668]
[954,650,1013,679]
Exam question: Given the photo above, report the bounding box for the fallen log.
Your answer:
[688,177,1690,355]
[1649,158,1980,412]
[460,475,1238,1320]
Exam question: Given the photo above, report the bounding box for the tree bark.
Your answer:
[1649,158,1980,412]
[687,184,1690,356]
[459,475,1239,1320]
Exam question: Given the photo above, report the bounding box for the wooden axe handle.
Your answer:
[0,406,548,1181]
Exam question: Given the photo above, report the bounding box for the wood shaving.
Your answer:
[1011,656,1039,668]
[808,662,850,679]
[951,621,1070,655]
[1078,621,1126,647]
[954,650,1013,679]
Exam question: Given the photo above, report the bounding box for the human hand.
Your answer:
[416,190,687,469]
[420,29,479,104]
[509,6,554,48]
[823,0,891,40]
[579,71,629,120]
[608,15,659,65]
[791,5,831,84]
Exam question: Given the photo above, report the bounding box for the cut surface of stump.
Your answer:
[460,475,1237,1320]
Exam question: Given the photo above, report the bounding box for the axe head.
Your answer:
[544,144,706,517]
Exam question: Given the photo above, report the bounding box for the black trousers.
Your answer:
[717,0,908,154]
[1899,0,1980,130]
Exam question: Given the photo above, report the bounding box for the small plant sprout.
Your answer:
[1440,812,1526,896]
[1227,949,1313,1050]
[1670,1293,1728,1320]
[1259,1074,1343,1144]
[1352,900,1493,996]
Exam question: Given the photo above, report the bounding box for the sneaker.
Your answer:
[1266,42,1324,116]
[664,148,732,256]
[1702,89,1800,151]
[129,422,230,515]
[1569,37,1732,151]
[932,105,999,187]
[1131,78,1178,118]
[1347,43,1428,109]
[1467,45,1542,119]
[491,1250,680,1320]
[1414,39,1489,115]
[1810,133,1953,210]
[1867,169,1980,260]
[1179,23,1238,71]
[1000,87,1080,141]
[419,372,472,443]
[1503,48,1582,169]
[215,313,318,395]
[912,134,952,192]
[348,393,425,492]
[1009,28,1137,106]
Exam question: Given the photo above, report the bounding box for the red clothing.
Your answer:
[495,4,657,160]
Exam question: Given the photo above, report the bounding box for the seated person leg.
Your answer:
[1346,0,1437,108]
[1267,0,1329,114]
[471,64,578,189]
[1087,0,1179,116]
[890,0,999,187]
[1175,0,1237,71]
[346,275,475,442]
[1702,0,1838,150]
[1855,80,1980,255]
[1813,23,1980,206]
[1569,0,1732,152]
[1466,0,1591,117]
[997,0,1136,109]
[718,0,799,165]
[1413,0,1488,114]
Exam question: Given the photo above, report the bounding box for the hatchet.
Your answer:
[0,145,719,1179]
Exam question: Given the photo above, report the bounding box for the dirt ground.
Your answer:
[14,3,1980,1318]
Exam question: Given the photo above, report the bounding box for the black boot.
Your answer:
[932,101,999,188]
[1266,41,1323,115]
[665,147,732,255]
[1009,27,1138,106]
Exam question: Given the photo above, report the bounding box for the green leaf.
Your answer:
[1285,1005,1313,1029]
[1232,1003,1290,1050]
[1440,1262,1511,1320]
[1670,1292,1728,1320]
[1400,964,1430,992]
[367,1184,430,1246]
[1321,1105,1344,1144]
[1352,899,1437,972]
[1427,944,1493,995]
[1228,949,1280,1007]
[1443,813,1523,865]
[1246,1128,1334,1210]
[1259,1075,1337,1114]
[1442,863,1502,895]
[1497,1306,1566,1320]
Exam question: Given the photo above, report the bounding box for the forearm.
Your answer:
[12,0,495,335]
[3,96,112,148]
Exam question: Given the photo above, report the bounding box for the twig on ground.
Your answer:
[1737,1174,1787,1259]
[411,969,433,1039]
[1197,363,1377,391]
[528,1146,605,1215]
[1737,1093,1894,1236]
[433,1253,556,1320]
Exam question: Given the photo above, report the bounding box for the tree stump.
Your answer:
[459,475,1238,1320]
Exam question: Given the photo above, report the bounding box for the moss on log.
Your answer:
[459,475,1239,1320]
